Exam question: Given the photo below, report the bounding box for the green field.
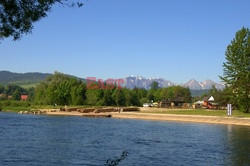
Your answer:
[8,81,39,89]
[19,83,38,89]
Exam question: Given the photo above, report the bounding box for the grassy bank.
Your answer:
[2,106,31,112]
[0,100,56,112]
[0,100,99,112]
[1,101,250,118]
[140,108,250,117]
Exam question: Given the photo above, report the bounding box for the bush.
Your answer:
[1,100,11,106]
[0,100,31,107]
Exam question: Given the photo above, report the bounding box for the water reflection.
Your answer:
[226,125,250,165]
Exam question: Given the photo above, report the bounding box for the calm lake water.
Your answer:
[0,112,249,166]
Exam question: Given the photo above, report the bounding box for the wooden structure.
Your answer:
[158,100,171,108]
[202,96,218,109]
[158,97,187,108]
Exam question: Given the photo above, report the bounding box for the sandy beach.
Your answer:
[45,111,250,126]
[111,112,250,126]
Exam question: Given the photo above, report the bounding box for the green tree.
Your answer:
[34,72,86,105]
[131,89,141,106]
[0,0,83,41]
[5,84,26,100]
[173,86,191,102]
[5,84,25,95]
[133,88,147,99]
[147,90,154,102]
[0,84,5,94]
[103,89,115,106]
[71,83,86,105]
[112,89,126,106]
[161,87,174,101]
[220,86,234,106]
[12,89,21,100]
[125,89,140,106]
[220,27,250,113]
[154,89,162,102]
[139,98,149,106]
[34,82,48,104]
[160,86,191,102]
[27,87,35,102]
[0,84,5,99]
[86,89,104,106]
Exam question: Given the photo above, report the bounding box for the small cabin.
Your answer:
[170,97,186,107]
[158,97,187,108]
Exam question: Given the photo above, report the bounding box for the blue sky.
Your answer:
[1,0,250,83]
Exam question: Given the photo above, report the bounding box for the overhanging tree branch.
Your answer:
[0,0,84,41]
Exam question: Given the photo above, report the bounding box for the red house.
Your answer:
[21,95,28,101]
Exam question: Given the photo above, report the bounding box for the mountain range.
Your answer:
[124,76,225,90]
[0,71,225,91]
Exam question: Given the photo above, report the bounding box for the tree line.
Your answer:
[34,72,192,106]
[0,72,192,107]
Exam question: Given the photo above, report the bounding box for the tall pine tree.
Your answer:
[220,27,250,113]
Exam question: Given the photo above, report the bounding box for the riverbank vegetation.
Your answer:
[0,71,248,117]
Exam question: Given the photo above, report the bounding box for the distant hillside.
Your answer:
[0,71,86,88]
[0,71,52,87]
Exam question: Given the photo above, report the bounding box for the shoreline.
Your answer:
[111,112,250,126]
[44,111,250,126]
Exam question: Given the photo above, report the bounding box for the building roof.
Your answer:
[159,100,171,103]
[160,97,186,103]
[21,95,28,100]
[170,97,186,102]
[202,96,214,101]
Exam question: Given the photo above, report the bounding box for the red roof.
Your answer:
[21,95,28,101]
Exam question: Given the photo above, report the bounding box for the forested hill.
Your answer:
[0,70,52,87]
